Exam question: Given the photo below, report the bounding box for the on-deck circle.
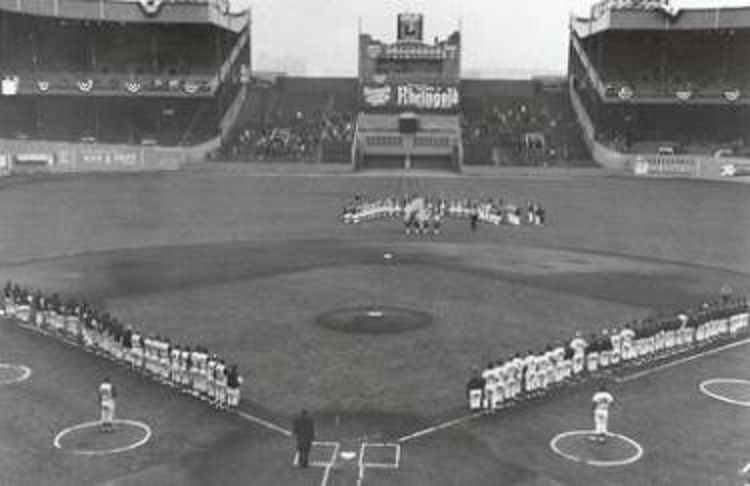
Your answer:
[0,364,32,386]
[550,430,643,467]
[699,378,750,407]
[53,419,152,455]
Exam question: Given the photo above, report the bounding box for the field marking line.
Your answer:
[550,430,643,467]
[53,419,152,455]
[356,442,367,486]
[232,409,293,437]
[0,363,32,385]
[699,378,750,407]
[319,442,340,486]
[360,443,400,468]
[397,410,488,443]
[292,442,340,485]
[615,337,750,384]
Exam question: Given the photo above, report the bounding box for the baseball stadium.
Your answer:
[0,1,749,485]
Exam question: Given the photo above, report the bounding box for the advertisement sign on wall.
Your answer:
[633,155,698,178]
[362,82,459,111]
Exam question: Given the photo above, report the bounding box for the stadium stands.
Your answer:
[569,3,750,164]
[0,1,249,149]
[220,77,358,161]
[461,79,590,166]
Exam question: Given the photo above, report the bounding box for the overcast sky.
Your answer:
[231,0,750,77]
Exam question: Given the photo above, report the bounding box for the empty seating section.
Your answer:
[582,31,750,94]
[0,97,217,146]
[0,9,245,147]
[574,29,750,156]
[0,13,221,77]
[0,98,35,138]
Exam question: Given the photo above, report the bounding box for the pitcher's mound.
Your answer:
[315,306,432,334]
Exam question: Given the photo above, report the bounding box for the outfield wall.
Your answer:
[0,138,220,175]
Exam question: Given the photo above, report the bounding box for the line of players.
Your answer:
[341,194,546,230]
[467,295,749,411]
[1,281,244,410]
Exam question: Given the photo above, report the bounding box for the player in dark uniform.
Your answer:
[293,410,315,468]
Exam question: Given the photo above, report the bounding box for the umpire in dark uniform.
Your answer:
[293,409,315,468]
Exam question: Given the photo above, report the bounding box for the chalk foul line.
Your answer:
[397,410,489,443]
[234,409,292,437]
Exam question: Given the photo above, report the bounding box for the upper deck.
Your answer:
[0,0,248,33]
[572,1,750,39]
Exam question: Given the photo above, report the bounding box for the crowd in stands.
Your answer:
[341,193,545,234]
[467,294,749,411]
[228,126,320,161]
[461,97,579,165]
[224,110,355,161]
[1,281,244,411]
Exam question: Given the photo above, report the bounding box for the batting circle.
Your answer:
[699,378,750,407]
[0,363,32,386]
[550,430,643,467]
[53,419,152,455]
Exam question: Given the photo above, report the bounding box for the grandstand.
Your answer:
[569,0,750,175]
[222,14,590,169]
[221,76,357,162]
[0,0,250,171]
[460,78,590,166]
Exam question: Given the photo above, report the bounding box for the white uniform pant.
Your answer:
[101,400,116,424]
[594,409,608,435]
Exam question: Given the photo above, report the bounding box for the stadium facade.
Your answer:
[569,0,750,176]
[0,0,250,173]
[1,2,748,177]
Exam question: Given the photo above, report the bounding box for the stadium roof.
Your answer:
[572,2,750,38]
[0,0,248,32]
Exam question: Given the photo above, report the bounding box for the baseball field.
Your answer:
[0,166,748,485]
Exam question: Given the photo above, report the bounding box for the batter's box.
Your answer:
[293,441,339,467]
[360,443,401,469]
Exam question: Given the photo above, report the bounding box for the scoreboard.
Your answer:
[358,13,461,113]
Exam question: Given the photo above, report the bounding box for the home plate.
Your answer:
[367,311,384,318]
[340,451,357,461]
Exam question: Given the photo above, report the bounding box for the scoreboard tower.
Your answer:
[353,13,463,171]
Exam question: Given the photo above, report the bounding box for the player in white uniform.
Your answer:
[214,360,228,409]
[591,385,614,442]
[179,347,191,389]
[481,364,495,410]
[551,344,566,384]
[207,355,218,402]
[99,378,117,433]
